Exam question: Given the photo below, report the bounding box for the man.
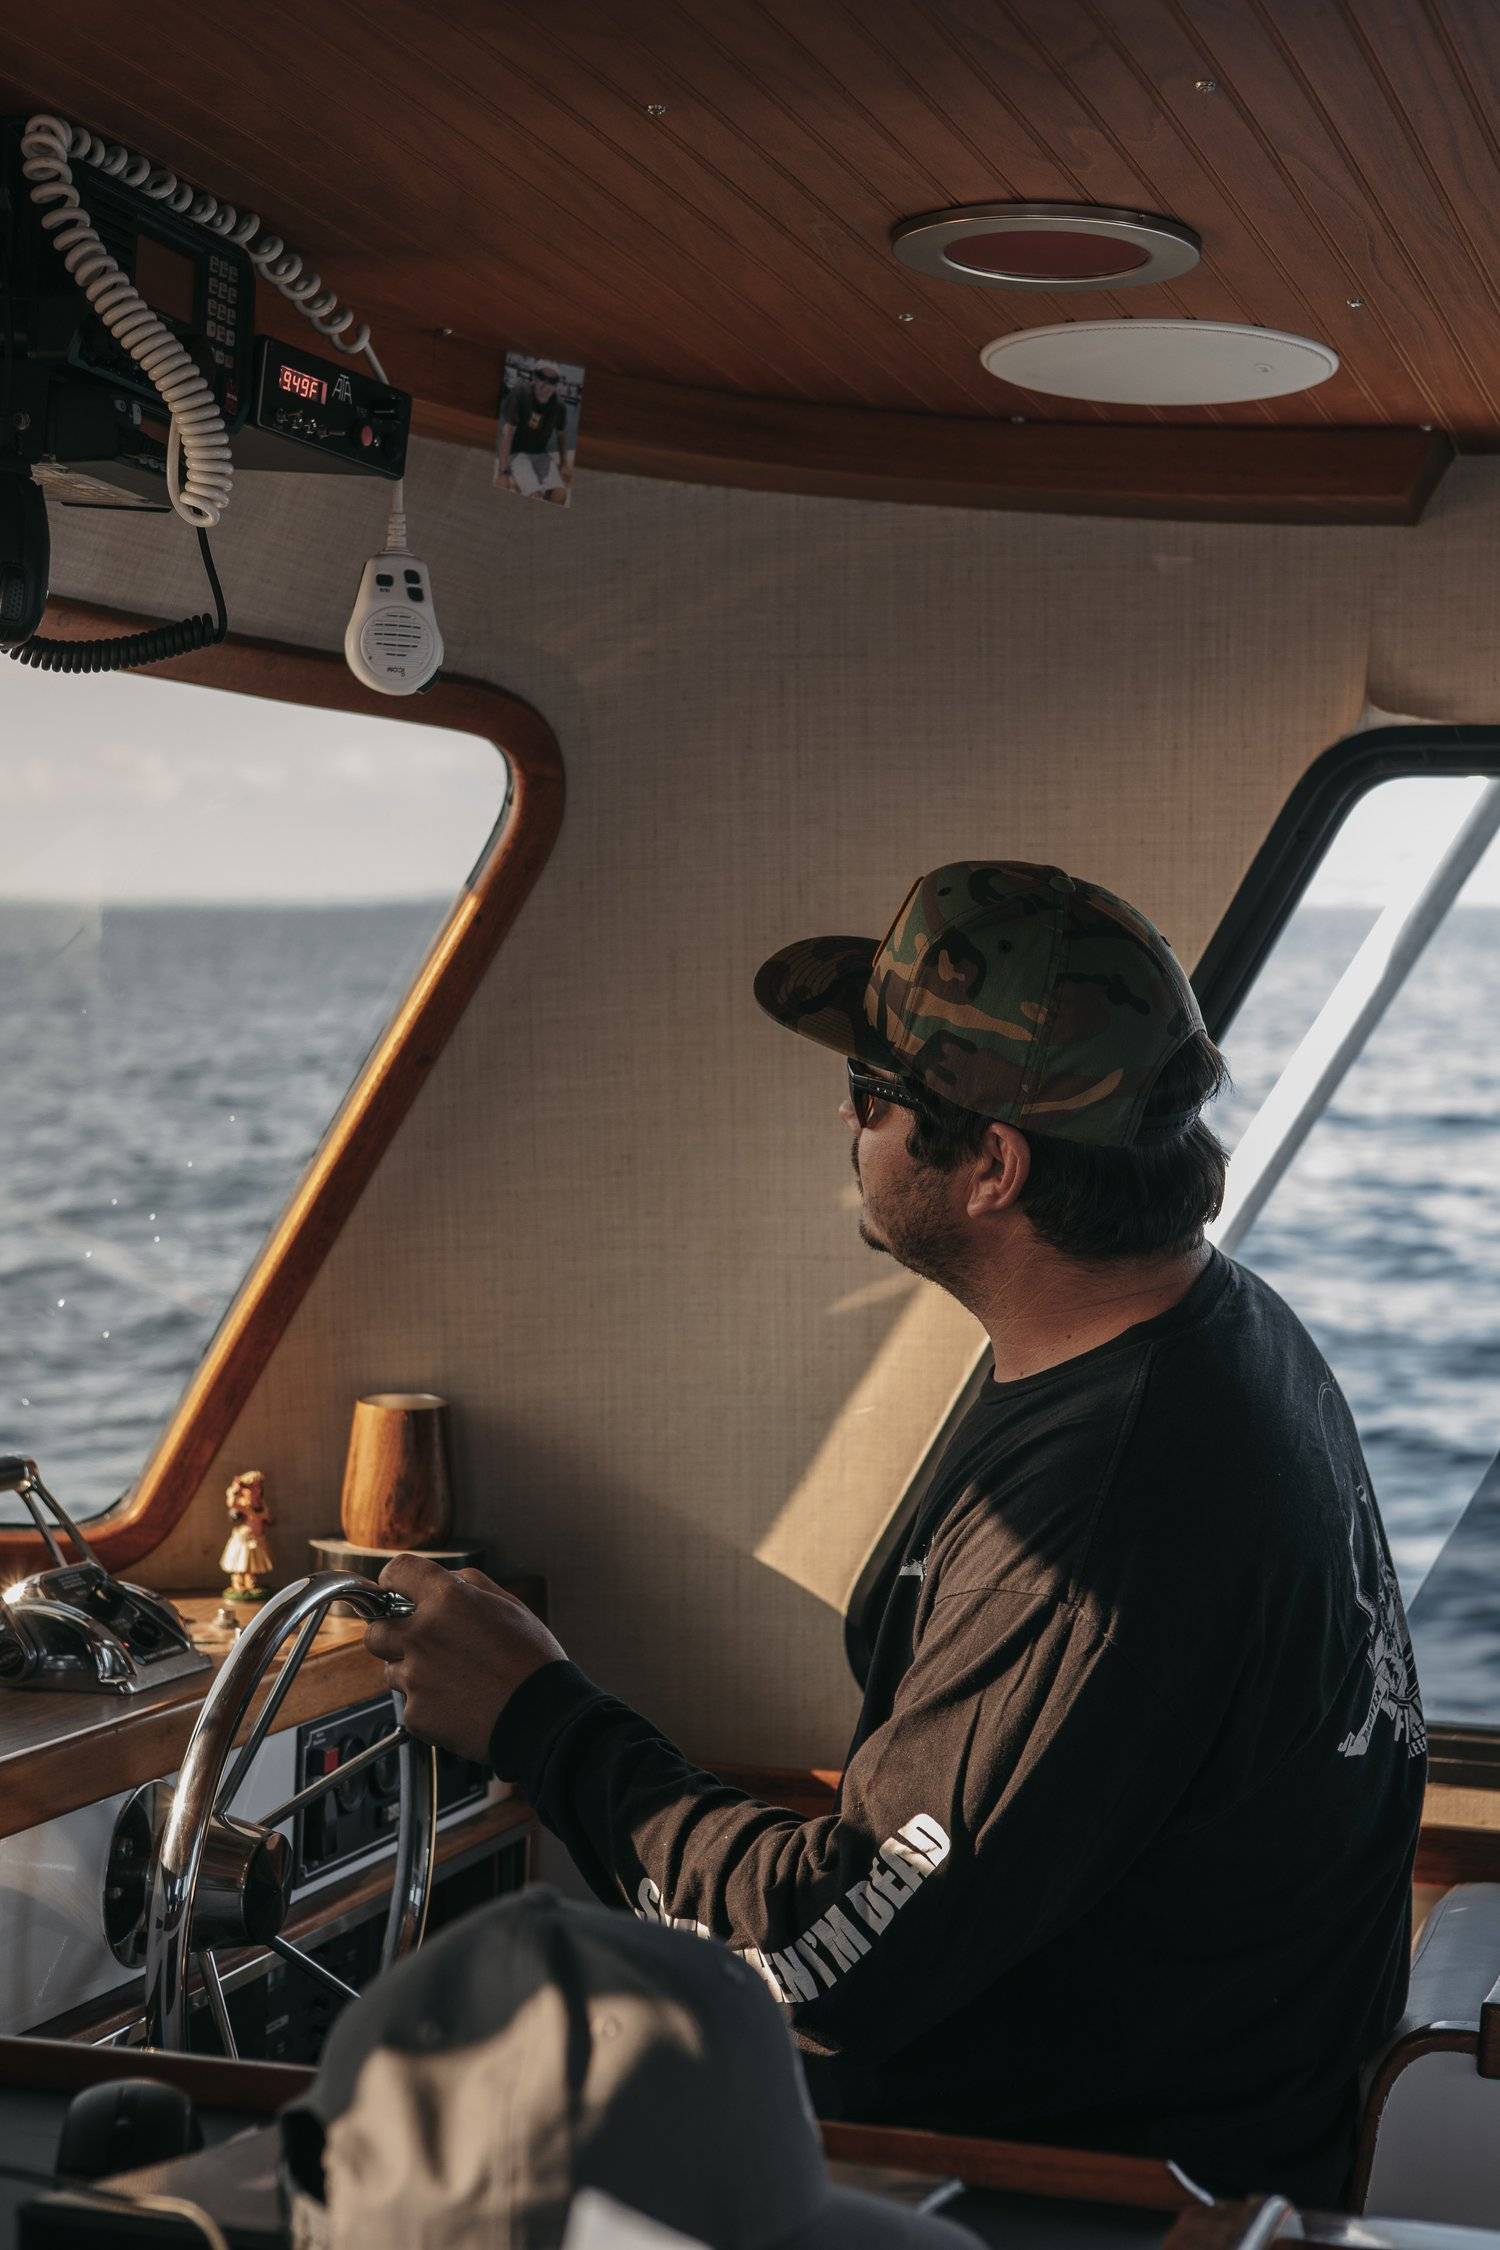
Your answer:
[496,362,574,503]
[367,861,1425,2204]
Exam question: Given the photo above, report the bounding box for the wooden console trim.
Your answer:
[820,2122,1192,2211]
[0,2038,1191,2210]
[0,1600,386,1841]
[712,1765,841,1818]
[1413,1825,1500,1886]
[0,1580,543,1842]
[0,2033,312,2114]
[0,610,564,1577]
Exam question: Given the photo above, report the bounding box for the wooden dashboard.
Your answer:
[0,1597,392,1844]
[0,1581,544,1844]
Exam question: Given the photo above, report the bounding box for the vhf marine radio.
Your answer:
[0,113,437,690]
[0,119,410,512]
[0,137,258,514]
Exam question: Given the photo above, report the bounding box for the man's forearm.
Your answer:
[491,1659,953,2037]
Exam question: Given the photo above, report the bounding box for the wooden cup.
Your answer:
[339,1392,453,1551]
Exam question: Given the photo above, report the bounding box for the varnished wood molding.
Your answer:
[0,2033,312,2114]
[0,1586,534,1838]
[0,611,564,1578]
[0,1602,386,1840]
[337,314,1453,525]
[713,1764,841,1818]
[1414,1823,1500,1889]
[819,2121,1193,2209]
[568,380,1453,527]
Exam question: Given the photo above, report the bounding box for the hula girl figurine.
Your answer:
[219,1469,275,1606]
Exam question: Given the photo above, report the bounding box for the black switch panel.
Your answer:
[292,1692,488,1884]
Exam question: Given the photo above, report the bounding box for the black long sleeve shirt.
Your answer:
[491,1251,1425,2204]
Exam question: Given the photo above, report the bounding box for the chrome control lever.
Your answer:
[0,1454,102,1571]
[0,1458,210,1696]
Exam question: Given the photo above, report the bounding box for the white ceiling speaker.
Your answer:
[891,202,1201,289]
[979,320,1340,405]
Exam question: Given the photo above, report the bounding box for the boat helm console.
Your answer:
[0,1458,208,1696]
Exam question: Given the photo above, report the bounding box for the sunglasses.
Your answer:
[846,1059,923,1128]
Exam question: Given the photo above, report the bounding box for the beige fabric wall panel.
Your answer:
[1369,469,1500,722]
[50,444,1493,1768]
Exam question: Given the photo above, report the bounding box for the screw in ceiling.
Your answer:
[1346,296,1364,308]
[1194,78,1218,93]
[646,103,668,116]
[898,311,916,322]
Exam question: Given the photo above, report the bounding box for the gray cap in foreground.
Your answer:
[281,1886,980,2249]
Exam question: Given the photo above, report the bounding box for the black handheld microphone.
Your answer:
[0,466,49,646]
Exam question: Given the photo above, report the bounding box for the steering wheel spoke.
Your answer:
[216,1607,323,1815]
[269,1934,360,2006]
[262,1725,407,1830]
[142,1574,435,2054]
[196,1948,238,2060]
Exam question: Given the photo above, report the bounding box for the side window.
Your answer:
[1210,766,1500,1728]
[0,663,508,1524]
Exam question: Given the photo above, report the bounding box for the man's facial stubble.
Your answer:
[853,1125,972,1294]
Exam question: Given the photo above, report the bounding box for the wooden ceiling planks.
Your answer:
[4,0,1497,514]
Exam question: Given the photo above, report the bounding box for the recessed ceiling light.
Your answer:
[979,320,1340,405]
[891,203,1201,290]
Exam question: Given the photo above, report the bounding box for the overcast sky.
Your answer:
[1304,772,1500,907]
[0,665,506,902]
[2,666,1496,907]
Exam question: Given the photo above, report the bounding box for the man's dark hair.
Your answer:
[902,1031,1230,1263]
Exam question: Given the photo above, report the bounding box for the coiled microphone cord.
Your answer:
[6,115,397,671]
[6,525,226,672]
[19,114,232,530]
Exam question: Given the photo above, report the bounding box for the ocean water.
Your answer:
[0,900,1496,1717]
[0,902,449,1521]
[1216,906,1500,1584]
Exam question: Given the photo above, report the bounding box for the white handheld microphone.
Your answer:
[344,552,443,695]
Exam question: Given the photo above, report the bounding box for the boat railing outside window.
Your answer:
[0,662,509,1526]
[1207,765,1500,1732]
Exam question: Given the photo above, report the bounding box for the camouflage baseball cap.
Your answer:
[753,860,1205,1148]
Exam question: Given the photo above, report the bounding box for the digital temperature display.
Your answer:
[279,365,328,404]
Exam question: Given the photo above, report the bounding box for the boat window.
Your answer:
[0,663,507,1526]
[1209,769,1500,1729]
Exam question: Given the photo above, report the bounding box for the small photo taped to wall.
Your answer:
[496,351,584,507]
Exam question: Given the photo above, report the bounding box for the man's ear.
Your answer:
[965,1122,1030,1220]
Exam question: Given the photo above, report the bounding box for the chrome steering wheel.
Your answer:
[143,1571,437,2055]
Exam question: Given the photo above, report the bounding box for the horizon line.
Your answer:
[0,892,460,910]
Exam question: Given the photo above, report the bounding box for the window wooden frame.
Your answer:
[0,605,564,1574]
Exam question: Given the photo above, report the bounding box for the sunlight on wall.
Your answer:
[754,1260,983,1614]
